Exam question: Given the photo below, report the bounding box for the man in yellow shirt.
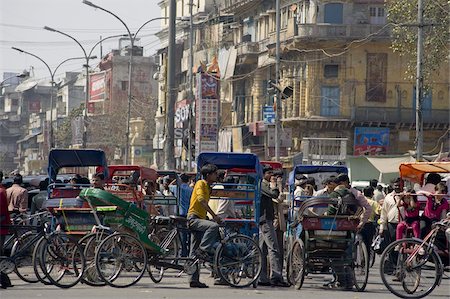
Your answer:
[187,163,221,288]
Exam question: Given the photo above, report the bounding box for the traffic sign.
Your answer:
[263,106,275,124]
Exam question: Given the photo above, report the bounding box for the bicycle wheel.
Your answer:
[41,233,86,288]
[79,229,112,286]
[95,233,147,288]
[353,238,369,291]
[214,234,262,288]
[380,238,442,299]
[32,236,52,285]
[11,231,39,283]
[286,239,305,289]
[369,246,376,268]
[147,233,164,283]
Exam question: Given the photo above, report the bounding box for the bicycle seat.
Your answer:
[169,215,188,225]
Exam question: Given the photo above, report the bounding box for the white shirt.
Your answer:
[379,191,401,231]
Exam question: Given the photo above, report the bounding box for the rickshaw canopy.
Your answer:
[97,165,158,183]
[196,152,263,178]
[47,149,108,182]
[399,162,450,184]
[229,161,282,174]
[288,165,348,185]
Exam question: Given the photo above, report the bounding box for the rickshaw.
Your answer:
[78,184,263,288]
[196,152,264,237]
[379,161,450,299]
[286,165,369,291]
[44,148,108,233]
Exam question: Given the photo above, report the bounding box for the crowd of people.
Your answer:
[1,166,449,290]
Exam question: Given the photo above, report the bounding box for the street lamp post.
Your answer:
[43,27,127,149]
[11,47,92,150]
[12,47,56,150]
[83,0,169,164]
[0,71,28,87]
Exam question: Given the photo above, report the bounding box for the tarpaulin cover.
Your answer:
[288,165,348,185]
[399,162,450,184]
[48,149,108,181]
[196,152,263,178]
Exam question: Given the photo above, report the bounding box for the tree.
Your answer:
[55,105,84,148]
[387,0,449,81]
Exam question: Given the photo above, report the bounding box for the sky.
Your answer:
[0,0,161,81]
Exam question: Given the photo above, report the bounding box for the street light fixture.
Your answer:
[83,0,169,164]
[11,47,93,150]
[0,70,29,87]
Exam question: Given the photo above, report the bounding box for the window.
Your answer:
[324,64,339,78]
[324,3,343,24]
[321,86,340,116]
[366,53,387,102]
[369,7,386,24]
[121,81,128,91]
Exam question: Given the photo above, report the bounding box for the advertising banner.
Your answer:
[174,99,191,157]
[354,127,389,155]
[195,73,220,157]
[89,71,106,102]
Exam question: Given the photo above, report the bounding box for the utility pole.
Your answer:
[415,0,424,161]
[275,0,281,161]
[187,0,194,171]
[165,0,177,169]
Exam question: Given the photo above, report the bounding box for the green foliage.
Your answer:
[55,105,84,148]
[387,0,449,81]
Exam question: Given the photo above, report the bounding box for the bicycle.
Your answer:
[379,217,449,298]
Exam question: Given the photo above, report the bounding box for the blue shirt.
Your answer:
[179,183,193,216]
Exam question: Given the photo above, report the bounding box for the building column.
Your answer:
[252,69,264,122]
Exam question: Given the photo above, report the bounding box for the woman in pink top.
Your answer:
[420,183,449,238]
[396,191,420,240]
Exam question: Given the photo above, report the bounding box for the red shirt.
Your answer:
[0,185,11,235]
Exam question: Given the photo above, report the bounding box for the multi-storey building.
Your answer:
[154,0,449,167]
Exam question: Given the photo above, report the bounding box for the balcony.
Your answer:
[236,42,259,56]
[221,0,262,14]
[295,23,390,40]
[352,107,449,124]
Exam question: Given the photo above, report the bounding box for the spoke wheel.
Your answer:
[214,234,262,288]
[95,233,147,288]
[380,238,442,299]
[287,239,305,289]
[41,233,85,288]
[11,231,39,283]
[353,238,369,291]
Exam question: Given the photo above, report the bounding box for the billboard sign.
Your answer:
[89,71,106,102]
[354,127,389,155]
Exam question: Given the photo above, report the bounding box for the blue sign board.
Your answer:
[263,106,275,124]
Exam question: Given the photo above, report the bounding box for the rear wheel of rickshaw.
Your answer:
[40,233,86,288]
[214,234,262,288]
[286,239,305,289]
[95,233,147,288]
[79,229,112,286]
[32,236,52,285]
[353,237,369,291]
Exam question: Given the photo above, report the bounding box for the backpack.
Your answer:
[328,188,358,215]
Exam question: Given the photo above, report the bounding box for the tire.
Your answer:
[95,233,147,288]
[11,231,39,283]
[286,239,305,289]
[353,238,369,291]
[32,236,52,285]
[41,233,86,288]
[147,227,179,283]
[79,229,112,286]
[214,234,262,288]
[379,238,442,299]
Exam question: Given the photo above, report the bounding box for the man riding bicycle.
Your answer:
[187,164,222,288]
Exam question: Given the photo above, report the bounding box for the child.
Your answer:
[396,191,420,240]
[419,182,449,238]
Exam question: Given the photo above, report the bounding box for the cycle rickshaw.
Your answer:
[78,156,263,288]
[286,165,369,291]
[379,161,450,298]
